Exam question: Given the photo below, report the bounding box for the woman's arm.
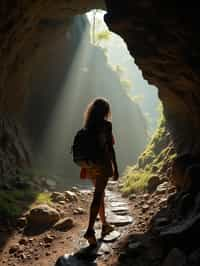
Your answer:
[104,121,119,179]
[111,146,119,180]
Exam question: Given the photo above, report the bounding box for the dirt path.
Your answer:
[0,181,135,266]
[56,181,135,266]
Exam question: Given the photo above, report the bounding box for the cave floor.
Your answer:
[0,181,165,266]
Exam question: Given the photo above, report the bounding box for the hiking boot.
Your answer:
[84,229,97,247]
[101,223,115,238]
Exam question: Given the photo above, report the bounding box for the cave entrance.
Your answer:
[23,10,160,188]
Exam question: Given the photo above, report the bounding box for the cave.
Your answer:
[0,1,200,265]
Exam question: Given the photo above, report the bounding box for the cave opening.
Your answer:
[22,9,160,189]
[1,2,200,265]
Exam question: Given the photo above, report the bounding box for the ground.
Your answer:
[0,180,174,266]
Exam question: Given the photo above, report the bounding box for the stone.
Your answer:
[112,209,129,215]
[103,230,121,242]
[64,191,78,201]
[16,217,27,228]
[19,238,28,245]
[59,201,66,205]
[143,193,149,200]
[9,244,20,254]
[156,182,169,194]
[108,214,134,226]
[44,235,54,243]
[51,192,65,202]
[53,217,74,231]
[159,197,168,206]
[111,206,129,213]
[71,186,80,193]
[147,175,161,193]
[168,186,176,194]
[45,179,57,190]
[147,199,155,205]
[142,204,150,212]
[129,193,137,200]
[110,202,128,208]
[97,243,112,255]
[27,204,60,226]
[20,253,26,260]
[73,208,85,215]
[162,248,187,266]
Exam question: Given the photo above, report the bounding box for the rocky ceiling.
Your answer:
[0,0,200,157]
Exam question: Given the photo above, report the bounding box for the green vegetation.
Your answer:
[0,188,36,219]
[0,171,54,220]
[121,168,151,195]
[121,111,177,195]
[34,192,52,206]
[0,189,52,220]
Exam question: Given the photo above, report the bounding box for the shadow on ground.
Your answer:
[55,241,106,266]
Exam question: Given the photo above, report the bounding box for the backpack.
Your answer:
[72,127,103,167]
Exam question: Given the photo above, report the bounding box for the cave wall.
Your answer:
[0,0,105,113]
[104,1,200,158]
[0,0,105,181]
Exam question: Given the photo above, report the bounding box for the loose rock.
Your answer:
[51,192,65,202]
[64,191,78,202]
[53,218,74,231]
[27,204,60,226]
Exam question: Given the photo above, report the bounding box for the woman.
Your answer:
[81,98,119,246]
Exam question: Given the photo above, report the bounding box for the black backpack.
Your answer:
[72,128,103,167]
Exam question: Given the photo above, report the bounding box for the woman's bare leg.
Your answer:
[91,179,106,224]
[86,176,108,233]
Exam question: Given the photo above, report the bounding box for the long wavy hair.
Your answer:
[83,98,111,129]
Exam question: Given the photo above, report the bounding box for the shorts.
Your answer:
[86,161,113,179]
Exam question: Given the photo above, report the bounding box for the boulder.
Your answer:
[156,182,168,194]
[160,213,200,250]
[64,191,78,202]
[17,217,27,228]
[27,204,60,226]
[142,204,150,212]
[45,179,57,190]
[51,192,65,202]
[129,193,137,200]
[147,175,161,193]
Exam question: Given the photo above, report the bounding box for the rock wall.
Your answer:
[104,1,200,159]
[0,0,105,182]
[0,0,104,113]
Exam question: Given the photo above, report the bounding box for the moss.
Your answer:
[0,188,36,219]
[121,168,151,195]
[34,192,52,205]
[121,111,177,195]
